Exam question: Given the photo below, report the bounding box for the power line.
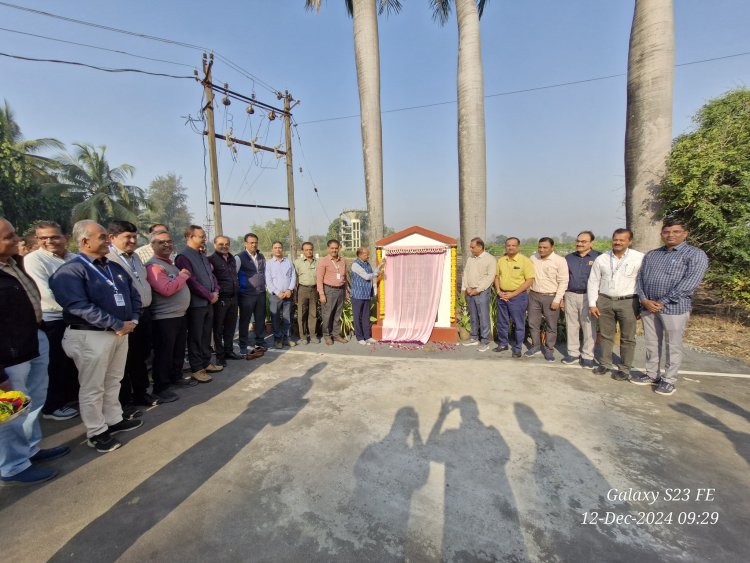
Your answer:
[299,49,750,125]
[0,26,195,68]
[0,0,279,93]
[0,51,195,79]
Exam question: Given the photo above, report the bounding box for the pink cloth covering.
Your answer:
[382,250,446,343]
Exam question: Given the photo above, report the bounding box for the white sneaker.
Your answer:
[358,340,368,346]
[462,339,479,346]
[366,338,377,344]
[42,406,79,421]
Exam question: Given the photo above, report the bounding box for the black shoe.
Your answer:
[171,376,198,387]
[592,365,609,376]
[154,389,179,403]
[512,351,522,358]
[30,446,71,463]
[225,352,242,360]
[87,432,121,453]
[217,358,227,367]
[132,393,161,407]
[493,345,509,353]
[612,370,630,381]
[108,418,144,435]
[122,405,143,420]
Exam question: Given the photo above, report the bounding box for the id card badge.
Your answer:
[114,293,126,307]
[336,273,341,280]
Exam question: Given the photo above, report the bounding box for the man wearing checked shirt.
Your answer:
[631,220,708,395]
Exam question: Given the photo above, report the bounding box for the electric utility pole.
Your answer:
[283,91,298,258]
[201,52,223,235]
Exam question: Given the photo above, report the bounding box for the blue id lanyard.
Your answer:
[78,256,119,293]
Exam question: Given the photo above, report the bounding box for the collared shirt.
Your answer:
[587,249,645,305]
[265,256,297,295]
[565,250,602,293]
[317,255,346,293]
[294,256,318,286]
[107,245,153,308]
[636,242,708,315]
[49,255,141,330]
[235,249,260,273]
[461,251,496,292]
[23,248,76,321]
[496,254,535,291]
[530,252,569,302]
[0,257,42,323]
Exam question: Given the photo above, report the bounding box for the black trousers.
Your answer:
[41,319,79,413]
[213,294,238,359]
[119,308,153,404]
[186,305,213,372]
[238,293,266,350]
[151,315,187,393]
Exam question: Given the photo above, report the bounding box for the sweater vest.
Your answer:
[350,259,374,300]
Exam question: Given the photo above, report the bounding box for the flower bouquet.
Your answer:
[0,391,30,424]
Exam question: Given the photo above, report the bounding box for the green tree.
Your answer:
[140,173,193,243]
[0,101,72,232]
[53,143,145,225]
[432,0,488,258]
[660,88,750,303]
[625,0,674,250]
[237,218,303,255]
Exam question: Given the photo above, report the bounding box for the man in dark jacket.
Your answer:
[235,232,268,356]
[208,236,241,365]
[0,218,69,485]
[175,225,222,382]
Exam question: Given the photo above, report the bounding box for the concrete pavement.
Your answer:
[1,339,749,562]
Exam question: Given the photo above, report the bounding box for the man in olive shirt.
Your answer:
[494,237,535,358]
[294,241,319,344]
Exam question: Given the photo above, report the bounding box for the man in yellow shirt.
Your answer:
[494,238,535,358]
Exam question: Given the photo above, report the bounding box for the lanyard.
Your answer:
[609,250,629,280]
[115,249,140,280]
[78,256,119,293]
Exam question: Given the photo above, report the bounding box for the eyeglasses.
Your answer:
[155,240,174,245]
[37,235,64,241]
[575,239,591,244]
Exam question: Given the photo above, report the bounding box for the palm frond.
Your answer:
[430,0,452,25]
[304,0,323,12]
[378,0,402,16]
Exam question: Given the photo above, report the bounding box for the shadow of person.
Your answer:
[670,402,750,466]
[514,403,660,562]
[347,406,430,562]
[697,392,750,424]
[427,396,526,562]
[48,362,326,563]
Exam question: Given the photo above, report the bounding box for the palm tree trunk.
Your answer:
[625,0,674,251]
[455,0,487,257]
[352,0,384,255]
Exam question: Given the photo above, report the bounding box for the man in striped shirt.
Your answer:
[631,220,708,395]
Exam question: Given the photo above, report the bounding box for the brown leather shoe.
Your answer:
[333,336,348,344]
[205,363,224,373]
[324,336,333,346]
[191,369,213,383]
[245,350,264,360]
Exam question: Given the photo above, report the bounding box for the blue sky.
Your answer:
[1,0,749,243]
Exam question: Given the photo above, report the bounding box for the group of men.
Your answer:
[461,220,708,396]
[0,216,364,485]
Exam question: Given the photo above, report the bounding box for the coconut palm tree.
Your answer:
[54,143,145,224]
[1,100,63,182]
[624,0,674,251]
[431,0,488,257]
[306,0,401,255]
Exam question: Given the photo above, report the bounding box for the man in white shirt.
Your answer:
[23,221,80,421]
[460,238,496,352]
[587,228,644,380]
